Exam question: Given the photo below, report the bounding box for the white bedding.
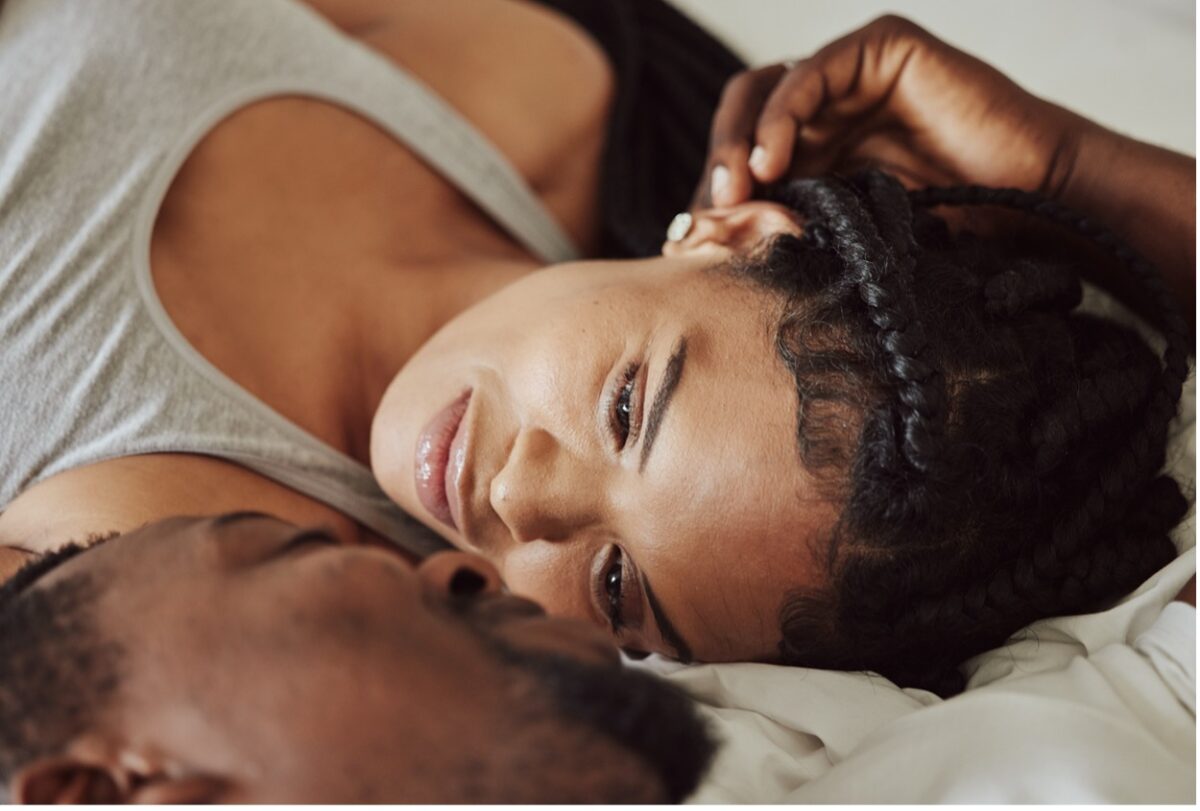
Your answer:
[789,600,1196,803]
[647,548,1195,802]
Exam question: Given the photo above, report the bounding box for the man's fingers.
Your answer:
[704,65,787,206]
[690,149,752,210]
[751,21,917,184]
[751,59,825,183]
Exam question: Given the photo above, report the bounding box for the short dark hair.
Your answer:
[496,646,717,803]
[0,543,123,783]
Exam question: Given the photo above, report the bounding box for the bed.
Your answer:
[1,1,1190,803]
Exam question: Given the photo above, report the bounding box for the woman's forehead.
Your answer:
[630,492,836,662]
[618,358,836,662]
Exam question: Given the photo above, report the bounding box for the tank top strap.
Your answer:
[303,35,582,264]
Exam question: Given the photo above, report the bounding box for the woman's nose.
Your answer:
[489,427,602,543]
[416,551,504,598]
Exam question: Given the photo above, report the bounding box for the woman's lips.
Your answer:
[414,389,472,532]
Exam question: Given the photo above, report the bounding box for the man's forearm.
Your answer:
[1061,123,1195,331]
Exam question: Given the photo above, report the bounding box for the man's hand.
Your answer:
[695,15,1082,207]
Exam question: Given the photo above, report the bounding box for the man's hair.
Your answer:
[730,169,1190,696]
[0,544,123,783]
[486,646,717,803]
[0,545,715,801]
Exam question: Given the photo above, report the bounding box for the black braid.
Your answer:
[911,185,1191,407]
[1032,361,1157,474]
[983,260,1082,317]
[912,185,1189,561]
[773,176,946,478]
[731,171,1190,696]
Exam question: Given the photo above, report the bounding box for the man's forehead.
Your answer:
[26,513,279,594]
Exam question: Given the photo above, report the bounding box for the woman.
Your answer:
[368,17,1194,690]
[0,3,1191,693]
[0,0,737,549]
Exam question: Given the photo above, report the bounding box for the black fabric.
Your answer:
[529,0,747,257]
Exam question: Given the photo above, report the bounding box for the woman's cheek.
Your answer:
[498,542,594,623]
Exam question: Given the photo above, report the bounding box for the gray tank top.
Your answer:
[0,0,580,555]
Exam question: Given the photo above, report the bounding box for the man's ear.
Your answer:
[12,756,126,804]
[12,751,228,804]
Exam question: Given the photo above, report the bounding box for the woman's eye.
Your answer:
[604,548,625,630]
[611,363,639,449]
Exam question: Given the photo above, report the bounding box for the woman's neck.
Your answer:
[149,91,551,468]
[342,235,541,465]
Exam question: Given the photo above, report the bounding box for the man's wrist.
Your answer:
[1042,111,1112,205]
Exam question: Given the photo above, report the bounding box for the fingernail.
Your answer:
[749,145,768,174]
[711,165,731,204]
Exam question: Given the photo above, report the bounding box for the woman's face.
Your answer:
[371,207,838,663]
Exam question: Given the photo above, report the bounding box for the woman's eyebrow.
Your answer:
[638,336,688,473]
[643,575,694,663]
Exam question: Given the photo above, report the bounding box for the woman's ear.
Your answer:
[661,202,804,258]
[12,746,228,804]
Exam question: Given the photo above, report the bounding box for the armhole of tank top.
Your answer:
[132,82,384,479]
[131,74,581,469]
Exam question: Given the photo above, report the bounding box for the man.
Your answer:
[0,513,716,803]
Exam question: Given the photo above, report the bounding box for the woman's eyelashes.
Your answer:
[602,546,628,631]
[594,543,640,634]
[609,361,644,450]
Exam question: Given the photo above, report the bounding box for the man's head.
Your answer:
[0,514,715,803]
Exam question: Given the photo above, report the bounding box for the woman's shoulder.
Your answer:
[309,0,614,192]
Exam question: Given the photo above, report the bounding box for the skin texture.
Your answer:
[372,205,837,663]
[12,514,671,803]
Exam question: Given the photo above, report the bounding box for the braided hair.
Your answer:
[732,170,1190,696]
[527,1,1188,695]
